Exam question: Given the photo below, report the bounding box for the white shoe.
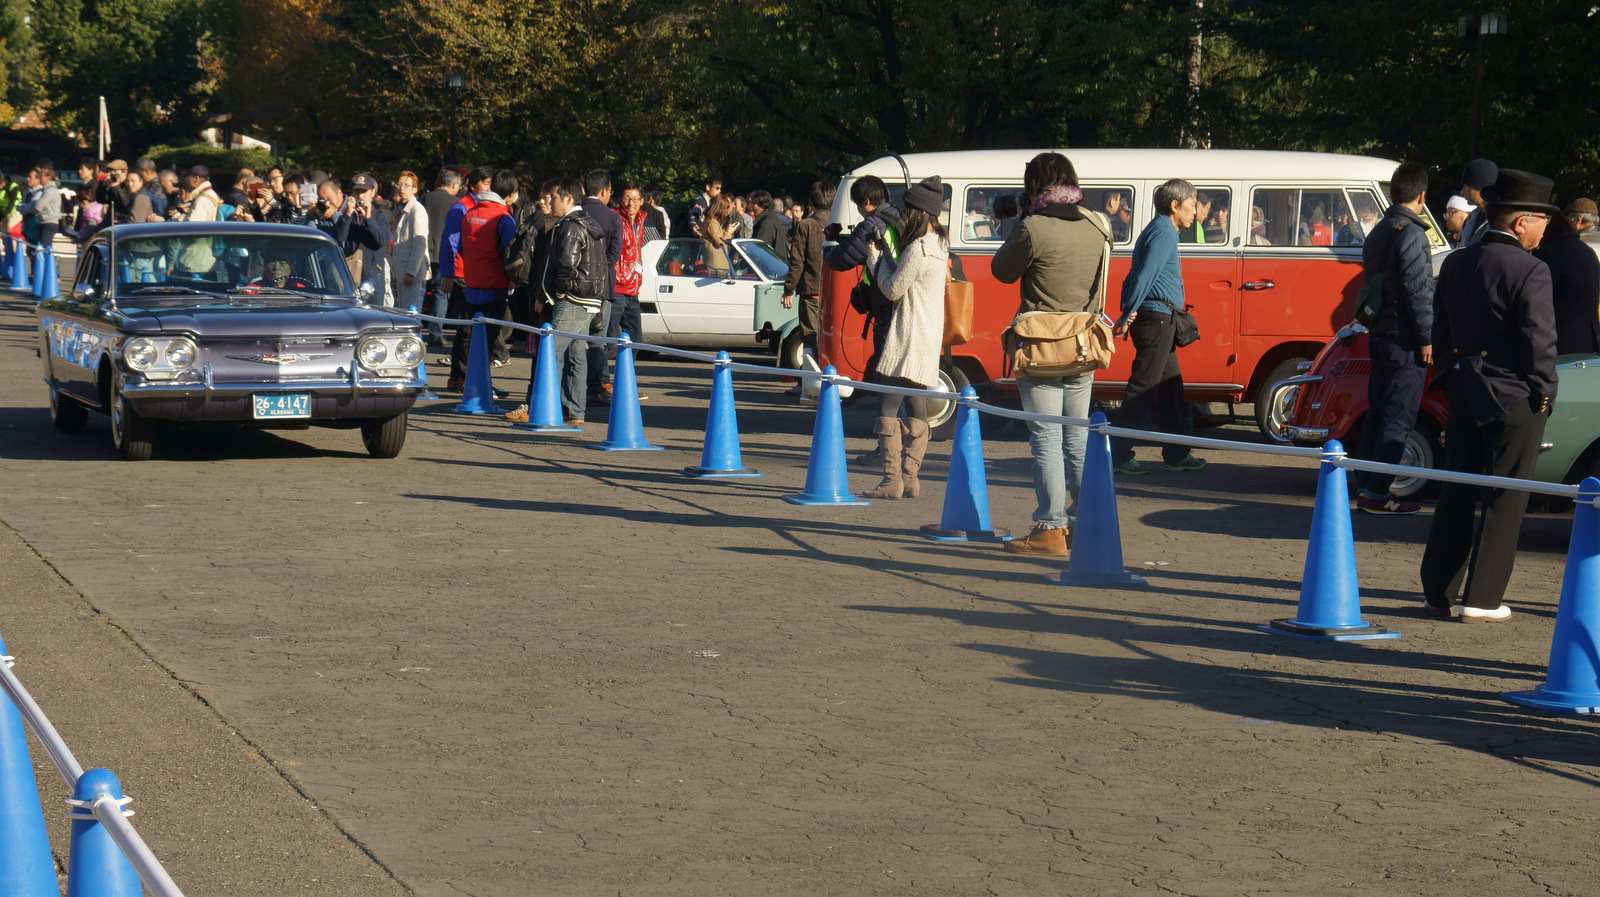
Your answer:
[1459,605,1512,622]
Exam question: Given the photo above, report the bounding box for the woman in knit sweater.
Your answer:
[862,175,948,499]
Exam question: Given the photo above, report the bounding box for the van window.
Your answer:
[1086,186,1135,243]
[1249,188,1364,248]
[961,186,1019,243]
[1184,187,1233,246]
[1343,189,1385,245]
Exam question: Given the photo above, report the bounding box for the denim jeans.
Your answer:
[1018,371,1095,529]
[549,299,597,420]
[602,293,644,384]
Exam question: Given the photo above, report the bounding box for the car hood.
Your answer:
[131,304,415,337]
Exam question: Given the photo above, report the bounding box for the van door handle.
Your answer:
[1242,280,1276,291]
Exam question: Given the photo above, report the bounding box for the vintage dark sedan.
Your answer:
[38,222,425,460]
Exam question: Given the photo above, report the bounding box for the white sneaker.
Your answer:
[1459,605,1512,622]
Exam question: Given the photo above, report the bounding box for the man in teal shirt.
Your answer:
[1111,178,1206,474]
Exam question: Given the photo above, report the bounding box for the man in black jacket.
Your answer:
[1356,163,1436,515]
[824,175,903,374]
[1533,209,1600,355]
[541,178,609,425]
[1421,169,1560,623]
[580,169,624,402]
[749,189,790,261]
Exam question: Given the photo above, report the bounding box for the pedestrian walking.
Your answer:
[1420,169,1560,622]
[992,152,1115,555]
[1110,178,1205,474]
[1354,163,1436,515]
[541,178,609,424]
[859,176,947,500]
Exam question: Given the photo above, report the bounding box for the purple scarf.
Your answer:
[1027,185,1084,216]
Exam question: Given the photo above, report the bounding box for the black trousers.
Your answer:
[448,288,509,379]
[600,293,643,384]
[1420,382,1547,610]
[1112,310,1189,465]
[1357,334,1428,496]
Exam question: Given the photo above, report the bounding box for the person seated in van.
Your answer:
[1103,190,1131,242]
[1115,193,1133,237]
[1188,193,1212,242]
[963,193,994,240]
[1204,202,1229,243]
[1300,200,1333,246]
[1249,206,1272,245]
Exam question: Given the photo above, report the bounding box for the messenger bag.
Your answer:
[1000,209,1115,378]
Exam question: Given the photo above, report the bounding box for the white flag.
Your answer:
[98,96,110,158]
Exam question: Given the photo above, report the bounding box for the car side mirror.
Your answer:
[355,281,376,301]
[72,283,97,303]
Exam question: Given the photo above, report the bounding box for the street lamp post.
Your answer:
[1461,12,1508,159]
[446,73,465,164]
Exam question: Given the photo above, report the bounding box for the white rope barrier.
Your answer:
[410,311,1589,500]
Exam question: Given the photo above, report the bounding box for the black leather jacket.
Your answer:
[544,208,608,302]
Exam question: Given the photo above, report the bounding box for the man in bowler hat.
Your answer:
[1421,169,1560,622]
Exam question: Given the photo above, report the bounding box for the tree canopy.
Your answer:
[1,0,1596,201]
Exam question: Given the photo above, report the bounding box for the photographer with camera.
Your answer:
[271,172,313,226]
[101,160,137,226]
[349,173,393,304]
[312,177,381,286]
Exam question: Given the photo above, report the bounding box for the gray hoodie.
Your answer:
[20,181,63,225]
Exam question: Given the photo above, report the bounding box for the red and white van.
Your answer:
[817,149,1451,437]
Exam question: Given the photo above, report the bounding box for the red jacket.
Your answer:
[616,208,646,295]
[459,198,512,290]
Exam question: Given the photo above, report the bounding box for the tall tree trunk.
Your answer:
[1180,0,1204,149]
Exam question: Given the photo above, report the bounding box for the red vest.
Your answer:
[459,199,511,289]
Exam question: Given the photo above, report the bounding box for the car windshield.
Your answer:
[736,240,790,282]
[112,233,355,299]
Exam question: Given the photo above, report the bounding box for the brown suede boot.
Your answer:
[861,418,904,499]
[1006,524,1071,556]
[901,418,931,498]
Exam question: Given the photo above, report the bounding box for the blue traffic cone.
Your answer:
[30,245,48,299]
[1504,477,1600,713]
[782,366,871,506]
[1047,412,1145,586]
[514,325,581,431]
[65,768,141,897]
[684,352,760,477]
[449,314,504,415]
[1258,440,1399,641]
[920,387,1010,541]
[405,307,440,400]
[592,334,662,451]
[39,251,58,301]
[0,637,60,897]
[7,243,28,292]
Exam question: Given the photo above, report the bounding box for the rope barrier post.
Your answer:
[406,306,440,401]
[64,769,141,897]
[591,333,662,452]
[1504,477,1600,713]
[1047,412,1145,586]
[9,242,31,292]
[1259,439,1399,641]
[920,387,1009,542]
[514,324,581,432]
[683,351,760,477]
[449,314,505,415]
[782,365,871,506]
[0,637,61,897]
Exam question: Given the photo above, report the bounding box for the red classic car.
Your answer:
[1266,323,1447,498]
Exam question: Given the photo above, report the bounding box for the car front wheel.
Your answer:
[361,412,409,458]
[110,378,155,461]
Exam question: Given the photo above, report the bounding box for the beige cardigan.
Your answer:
[872,232,948,388]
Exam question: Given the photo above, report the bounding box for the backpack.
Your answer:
[501,208,543,286]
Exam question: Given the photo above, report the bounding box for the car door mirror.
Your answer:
[355,281,376,301]
[72,283,97,303]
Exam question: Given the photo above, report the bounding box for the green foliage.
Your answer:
[0,0,43,118]
[140,141,276,175]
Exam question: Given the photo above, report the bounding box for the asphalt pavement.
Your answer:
[1,283,1596,897]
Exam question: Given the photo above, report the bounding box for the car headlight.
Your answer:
[164,338,197,368]
[393,337,424,368]
[358,338,389,367]
[124,338,158,371]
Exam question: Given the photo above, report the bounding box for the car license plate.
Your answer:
[252,393,311,419]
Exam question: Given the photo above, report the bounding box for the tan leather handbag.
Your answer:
[1000,211,1114,378]
[943,261,975,346]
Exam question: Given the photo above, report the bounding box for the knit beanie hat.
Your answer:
[902,176,944,215]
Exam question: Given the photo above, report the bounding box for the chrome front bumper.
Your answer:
[1264,375,1323,444]
[123,361,426,400]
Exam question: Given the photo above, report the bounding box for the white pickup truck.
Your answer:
[638,237,802,365]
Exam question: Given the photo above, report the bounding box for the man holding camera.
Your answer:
[348,173,393,305]
[312,177,381,285]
